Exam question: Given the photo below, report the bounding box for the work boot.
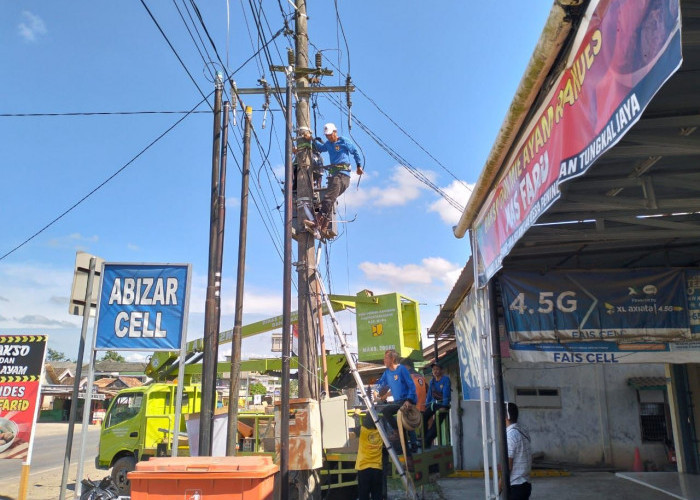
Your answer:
[318,214,332,239]
[303,217,321,240]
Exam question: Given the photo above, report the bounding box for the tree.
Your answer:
[101,350,125,362]
[249,382,267,396]
[47,348,69,362]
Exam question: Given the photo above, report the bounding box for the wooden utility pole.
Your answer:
[226,105,251,455]
[200,75,224,456]
[229,3,352,494]
[294,2,321,498]
[294,0,319,404]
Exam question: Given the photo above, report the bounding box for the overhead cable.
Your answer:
[0,94,212,262]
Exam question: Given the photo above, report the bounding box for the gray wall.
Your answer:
[443,360,671,470]
[501,360,668,469]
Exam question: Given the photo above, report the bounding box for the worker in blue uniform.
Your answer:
[375,349,416,434]
[423,361,452,447]
[306,122,363,237]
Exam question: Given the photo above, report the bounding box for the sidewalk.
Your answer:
[388,471,686,499]
[433,472,679,500]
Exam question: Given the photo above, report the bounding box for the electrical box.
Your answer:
[355,291,422,362]
[319,395,349,448]
[274,398,322,470]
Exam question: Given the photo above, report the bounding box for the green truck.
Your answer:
[96,383,201,493]
[96,291,430,495]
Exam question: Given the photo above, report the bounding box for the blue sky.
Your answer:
[0,1,552,361]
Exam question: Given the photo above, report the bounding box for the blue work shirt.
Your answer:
[426,375,451,408]
[376,364,417,404]
[315,136,361,175]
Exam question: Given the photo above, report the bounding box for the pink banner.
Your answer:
[474,0,681,284]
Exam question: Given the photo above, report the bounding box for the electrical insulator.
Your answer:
[287,48,294,66]
[262,103,269,129]
[315,52,322,69]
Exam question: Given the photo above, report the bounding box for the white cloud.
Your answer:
[429,180,474,225]
[359,257,461,289]
[0,263,76,329]
[16,314,77,328]
[225,196,240,209]
[18,11,47,42]
[187,271,282,316]
[127,243,140,251]
[47,233,99,249]
[219,290,282,316]
[344,166,433,208]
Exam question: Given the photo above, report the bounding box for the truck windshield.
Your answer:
[106,392,144,428]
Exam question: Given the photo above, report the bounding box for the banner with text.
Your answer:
[96,263,191,350]
[474,0,682,285]
[500,268,689,343]
[501,268,700,364]
[453,291,483,400]
[0,335,47,460]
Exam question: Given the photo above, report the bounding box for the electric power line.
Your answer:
[0,94,212,262]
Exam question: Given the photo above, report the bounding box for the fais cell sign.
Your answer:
[96,263,191,351]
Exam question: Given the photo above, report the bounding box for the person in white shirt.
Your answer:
[504,402,532,499]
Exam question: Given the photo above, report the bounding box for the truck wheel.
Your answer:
[111,456,136,495]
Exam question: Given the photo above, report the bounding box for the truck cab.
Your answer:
[96,383,200,494]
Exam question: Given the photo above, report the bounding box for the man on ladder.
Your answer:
[304,122,363,238]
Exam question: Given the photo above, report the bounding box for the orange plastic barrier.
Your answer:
[129,456,278,499]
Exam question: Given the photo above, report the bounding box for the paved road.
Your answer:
[0,423,102,500]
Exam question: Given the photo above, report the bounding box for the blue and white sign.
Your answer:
[500,268,689,343]
[95,263,191,350]
[453,291,483,401]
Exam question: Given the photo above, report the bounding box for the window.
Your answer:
[515,387,561,408]
[638,390,669,442]
[106,392,143,428]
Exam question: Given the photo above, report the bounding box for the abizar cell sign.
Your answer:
[95,263,191,351]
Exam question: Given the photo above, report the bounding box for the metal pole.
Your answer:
[200,75,224,456]
[59,257,95,500]
[227,104,251,455]
[489,282,510,498]
[76,306,101,498]
[316,279,329,397]
[280,69,294,500]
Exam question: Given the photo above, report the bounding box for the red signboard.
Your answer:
[474,0,682,285]
[0,335,47,460]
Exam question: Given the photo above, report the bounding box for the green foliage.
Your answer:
[289,379,299,398]
[47,348,69,362]
[101,350,126,362]
[249,382,267,396]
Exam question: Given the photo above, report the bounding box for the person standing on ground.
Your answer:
[375,349,416,434]
[423,361,452,447]
[307,122,363,237]
[353,412,384,500]
[503,402,532,500]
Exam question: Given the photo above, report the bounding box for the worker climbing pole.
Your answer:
[294,1,323,498]
[284,1,359,497]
